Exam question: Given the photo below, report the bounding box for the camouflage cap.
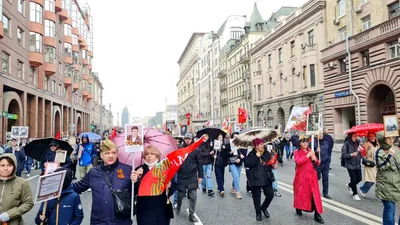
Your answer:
[101,139,117,152]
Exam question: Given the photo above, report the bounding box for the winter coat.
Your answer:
[215,142,230,168]
[364,142,378,182]
[0,153,34,225]
[134,164,176,225]
[4,147,26,173]
[176,142,203,191]
[341,139,362,170]
[199,141,214,165]
[72,159,133,225]
[245,149,274,187]
[310,139,332,165]
[35,185,83,225]
[40,149,71,175]
[290,135,300,148]
[323,133,334,151]
[293,148,323,214]
[375,147,400,203]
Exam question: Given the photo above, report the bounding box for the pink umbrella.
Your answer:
[112,128,178,168]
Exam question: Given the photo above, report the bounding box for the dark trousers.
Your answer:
[214,166,225,192]
[317,164,330,195]
[347,168,362,195]
[70,160,77,178]
[251,184,274,212]
[277,147,284,164]
[177,188,197,216]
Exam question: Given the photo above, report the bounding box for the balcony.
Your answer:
[79,39,86,48]
[64,36,72,44]
[88,78,93,84]
[301,44,317,54]
[72,27,79,36]
[88,64,92,70]
[0,22,3,39]
[29,52,43,67]
[55,0,62,12]
[44,37,56,47]
[64,76,72,86]
[242,69,250,78]
[254,70,262,76]
[64,17,72,26]
[78,35,83,43]
[82,74,90,80]
[82,90,89,97]
[321,15,400,62]
[30,22,44,36]
[87,93,93,100]
[220,98,228,105]
[239,54,250,64]
[218,69,227,77]
[73,63,80,71]
[72,45,79,52]
[242,90,251,97]
[63,56,72,64]
[73,82,80,91]
[44,11,57,22]
[44,62,56,76]
[58,9,68,21]
[220,83,227,91]
[82,58,89,65]
[88,51,93,57]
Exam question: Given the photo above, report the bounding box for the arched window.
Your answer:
[267,109,273,128]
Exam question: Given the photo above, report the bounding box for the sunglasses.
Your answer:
[49,144,58,147]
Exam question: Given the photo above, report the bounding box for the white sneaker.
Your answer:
[27,174,30,177]
[230,187,236,194]
[353,194,361,200]
[274,191,282,197]
[346,183,353,195]
[358,186,365,197]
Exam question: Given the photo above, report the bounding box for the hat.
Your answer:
[101,139,117,152]
[49,140,59,146]
[299,136,309,143]
[253,138,264,147]
[377,131,391,150]
[184,133,193,139]
[11,137,17,141]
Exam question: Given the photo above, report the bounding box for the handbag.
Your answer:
[165,188,174,219]
[228,155,238,164]
[101,170,131,217]
[362,158,375,167]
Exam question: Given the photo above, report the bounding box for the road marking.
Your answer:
[329,173,334,176]
[27,175,39,181]
[240,170,385,225]
[186,209,203,225]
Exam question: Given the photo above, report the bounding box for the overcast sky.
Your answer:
[79,0,307,123]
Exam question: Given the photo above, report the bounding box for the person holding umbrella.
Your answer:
[39,140,71,175]
[245,138,276,221]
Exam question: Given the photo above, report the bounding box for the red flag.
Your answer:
[186,113,191,125]
[138,136,205,196]
[267,153,278,165]
[238,108,247,123]
[110,128,117,140]
[55,131,61,140]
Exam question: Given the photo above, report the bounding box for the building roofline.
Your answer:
[177,32,206,64]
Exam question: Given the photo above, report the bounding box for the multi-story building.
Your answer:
[121,106,129,127]
[102,103,113,131]
[216,15,247,129]
[90,71,102,132]
[211,35,221,126]
[0,0,94,142]
[251,1,324,133]
[321,0,400,140]
[177,32,205,131]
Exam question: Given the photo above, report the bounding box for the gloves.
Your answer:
[0,212,10,222]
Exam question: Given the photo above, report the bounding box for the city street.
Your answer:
[22,151,398,225]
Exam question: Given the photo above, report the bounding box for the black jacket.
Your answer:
[245,149,274,187]
[176,143,203,191]
[228,148,247,167]
[215,142,231,168]
[199,141,214,165]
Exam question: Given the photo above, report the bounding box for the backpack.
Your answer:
[340,142,349,167]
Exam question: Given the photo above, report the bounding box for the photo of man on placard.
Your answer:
[306,113,320,135]
[383,115,399,137]
[126,125,143,146]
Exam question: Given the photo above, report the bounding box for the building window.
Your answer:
[51,80,56,93]
[362,50,370,66]
[388,2,400,19]
[72,52,79,64]
[44,76,48,90]
[30,32,43,53]
[338,0,346,18]
[2,52,10,74]
[362,16,371,31]
[268,54,271,68]
[30,2,43,24]
[44,20,55,37]
[257,60,261,71]
[290,41,295,56]
[72,35,78,45]
[58,84,62,96]
[44,0,55,13]
[18,0,25,15]
[64,87,67,98]
[72,3,77,28]
[64,43,72,57]
[302,66,307,86]
[59,41,63,53]
[308,30,314,45]
[339,58,347,73]
[64,24,72,36]
[278,48,283,62]
[231,31,243,39]
[17,60,24,79]
[58,62,62,73]
[2,15,10,37]
[292,67,296,91]
[64,64,72,77]
[280,73,284,94]
[310,64,316,87]
[267,110,273,128]
[257,84,261,101]
[339,26,347,42]
[17,27,24,46]
[82,49,87,59]
[44,46,55,63]
[389,41,400,59]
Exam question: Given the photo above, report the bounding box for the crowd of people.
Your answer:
[0,126,399,225]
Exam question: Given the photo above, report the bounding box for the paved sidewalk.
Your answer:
[333,143,343,152]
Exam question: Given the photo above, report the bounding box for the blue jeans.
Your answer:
[202,164,213,190]
[272,169,278,191]
[173,191,178,205]
[284,145,291,159]
[360,181,374,194]
[230,164,241,192]
[382,200,399,225]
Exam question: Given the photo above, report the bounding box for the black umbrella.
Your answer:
[24,138,74,161]
[196,128,227,140]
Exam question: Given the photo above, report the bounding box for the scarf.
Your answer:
[144,160,159,169]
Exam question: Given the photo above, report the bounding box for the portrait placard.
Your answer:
[54,150,67,163]
[383,115,399,137]
[306,113,320,135]
[35,170,66,204]
[125,124,144,153]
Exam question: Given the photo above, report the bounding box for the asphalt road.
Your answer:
[21,151,399,225]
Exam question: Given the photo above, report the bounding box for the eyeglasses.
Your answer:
[49,144,58,147]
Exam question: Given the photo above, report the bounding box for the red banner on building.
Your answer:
[185,113,191,125]
[238,108,247,123]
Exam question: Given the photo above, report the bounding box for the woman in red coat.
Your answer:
[293,137,324,224]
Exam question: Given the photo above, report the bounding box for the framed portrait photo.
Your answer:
[306,113,320,135]
[383,115,399,137]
